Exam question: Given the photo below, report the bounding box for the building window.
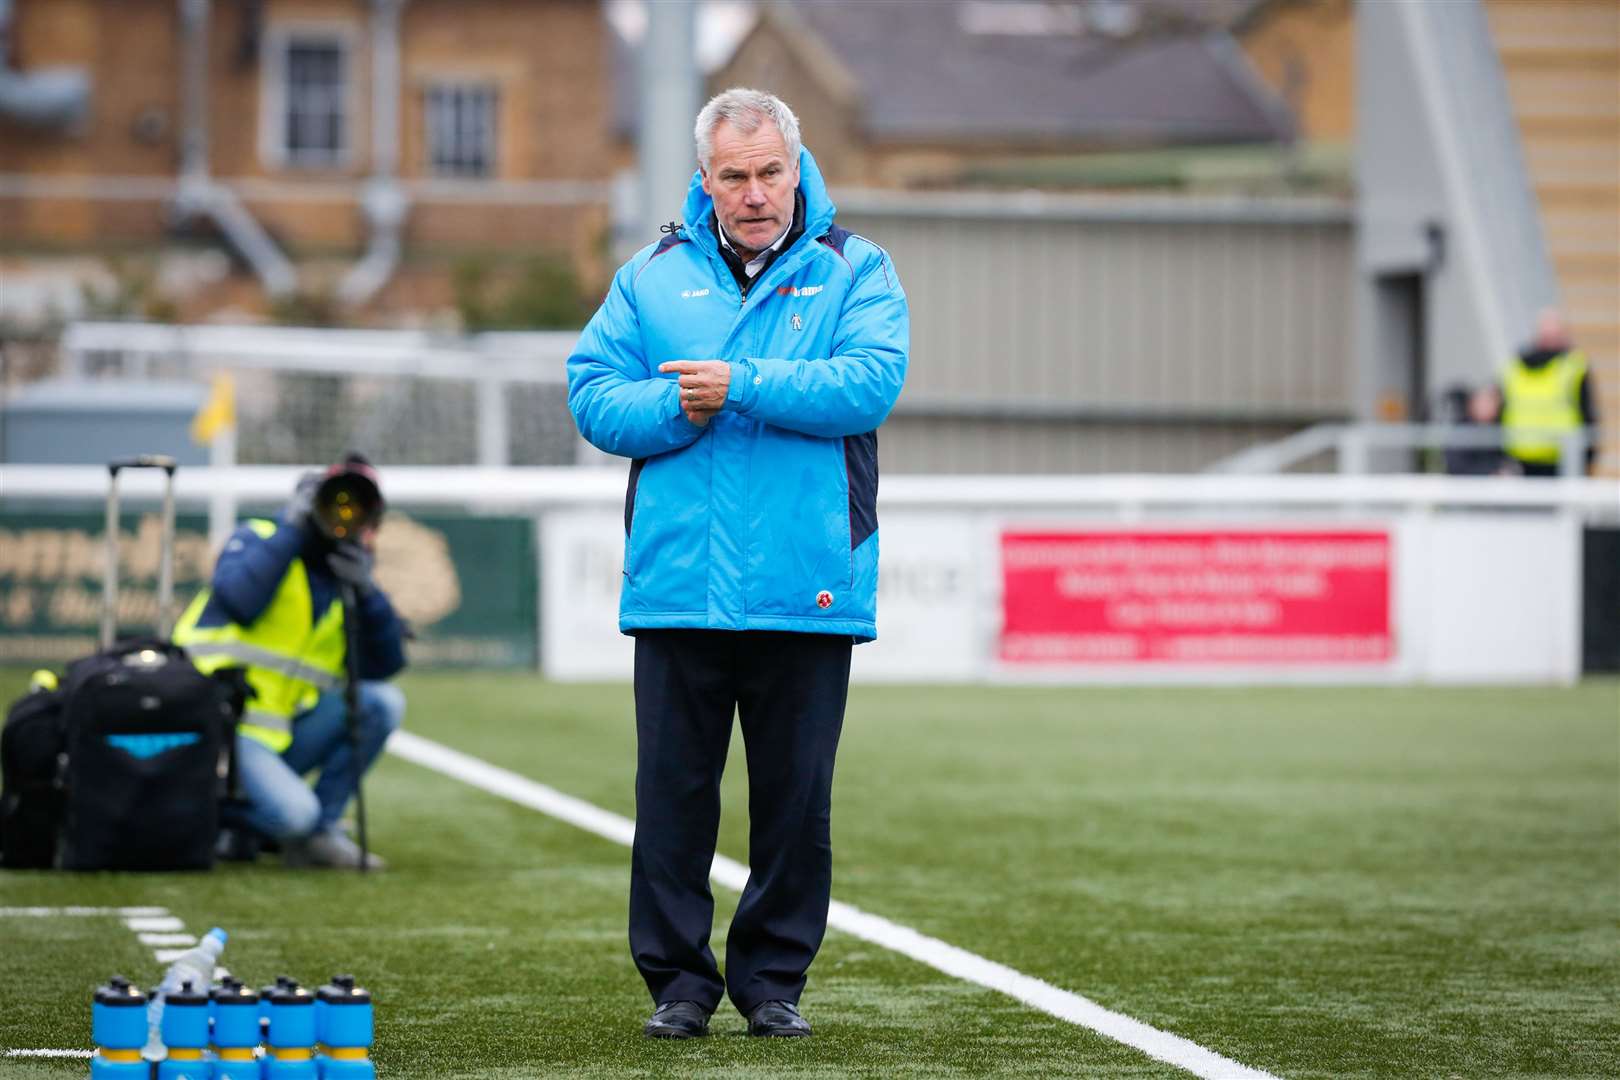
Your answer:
[261,27,353,169]
[284,38,348,165]
[425,83,499,178]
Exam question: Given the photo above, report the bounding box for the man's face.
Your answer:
[1468,384,1501,424]
[1534,308,1569,352]
[701,119,799,257]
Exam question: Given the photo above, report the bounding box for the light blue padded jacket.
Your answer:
[566,148,909,641]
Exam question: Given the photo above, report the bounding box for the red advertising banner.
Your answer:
[1000,528,1393,665]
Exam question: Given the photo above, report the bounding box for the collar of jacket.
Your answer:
[679,145,836,261]
[1517,346,1567,369]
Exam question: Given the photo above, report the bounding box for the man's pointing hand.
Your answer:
[660,360,731,426]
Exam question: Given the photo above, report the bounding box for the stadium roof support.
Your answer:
[1354,0,1558,426]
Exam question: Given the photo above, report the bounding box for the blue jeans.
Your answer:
[224,681,405,840]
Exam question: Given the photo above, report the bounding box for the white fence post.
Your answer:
[476,374,509,468]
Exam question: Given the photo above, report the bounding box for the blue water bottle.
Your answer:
[316,976,375,1080]
[210,978,261,1080]
[157,979,212,1080]
[258,978,291,1045]
[90,976,148,1078]
[264,981,318,1079]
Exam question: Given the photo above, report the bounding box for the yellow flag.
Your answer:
[190,372,237,444]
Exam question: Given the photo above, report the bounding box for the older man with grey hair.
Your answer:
[567,88,910,1039]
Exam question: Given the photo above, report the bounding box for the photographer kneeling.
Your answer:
[173,453,406,869]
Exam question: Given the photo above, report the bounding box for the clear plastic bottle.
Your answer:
[142,927,227,1060]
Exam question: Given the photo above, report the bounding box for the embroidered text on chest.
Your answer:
[776,284,824,297]
[680,288,710,299]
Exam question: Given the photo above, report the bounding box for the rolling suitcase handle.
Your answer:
[101,455,179,650]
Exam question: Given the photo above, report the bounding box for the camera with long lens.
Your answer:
[314,459,384,542]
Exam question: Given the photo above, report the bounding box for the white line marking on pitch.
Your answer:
[3,1049,96,1058]
[387,729,1279,1080]
[1,906,229,1059]
[0,906,168,918]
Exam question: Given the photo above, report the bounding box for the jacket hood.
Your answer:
[679,146,836,253]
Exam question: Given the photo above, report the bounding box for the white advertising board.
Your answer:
[850,512,983,682]
[540,507,1583,686]
[1403,513,1581,684]
[540,510,984,682]
[540,510,635,680]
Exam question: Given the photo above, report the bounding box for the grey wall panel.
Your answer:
[839,209,1355,420]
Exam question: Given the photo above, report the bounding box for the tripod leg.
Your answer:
[340,583,369,874]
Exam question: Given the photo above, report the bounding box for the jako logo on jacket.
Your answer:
[566,147,909,641]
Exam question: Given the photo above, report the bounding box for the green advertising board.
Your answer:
[0,509,537,669]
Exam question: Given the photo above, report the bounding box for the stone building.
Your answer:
[0,0,623,323]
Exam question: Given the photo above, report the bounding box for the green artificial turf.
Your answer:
[1,669,1615,1078]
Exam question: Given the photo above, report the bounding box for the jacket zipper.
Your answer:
[694,224,824,350]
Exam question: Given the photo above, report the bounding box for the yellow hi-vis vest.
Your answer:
[172,520,347,752]
[1501,350,1587,465]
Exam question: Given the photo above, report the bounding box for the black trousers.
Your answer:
[629,629,853,1015]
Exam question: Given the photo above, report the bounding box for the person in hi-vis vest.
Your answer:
[173,454,407,869]
[1499,308,1600,477]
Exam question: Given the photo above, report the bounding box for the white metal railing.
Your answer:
[59,321,575,383]
[57,321,582,471]
[3,464,1615,516]
[35,326,1606,485]
[1210,422,1596,478]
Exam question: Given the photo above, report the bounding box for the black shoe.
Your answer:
[644,1000,710,1039]
[213,828,260,863]
[746,1000,811,1038]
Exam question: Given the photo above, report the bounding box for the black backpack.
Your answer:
[0,681,68,869]
[59,638,237,872]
